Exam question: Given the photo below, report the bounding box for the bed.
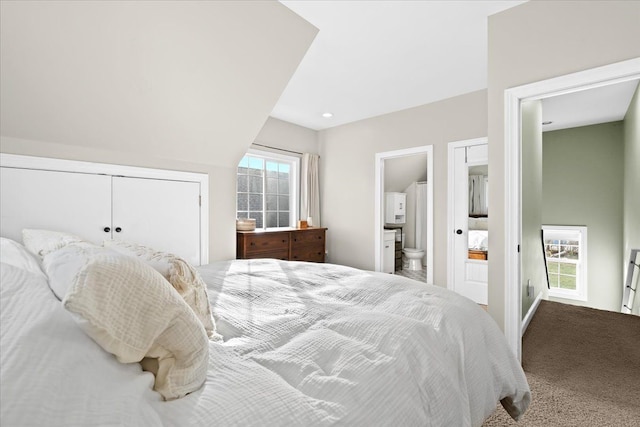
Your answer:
[0,234,530,427]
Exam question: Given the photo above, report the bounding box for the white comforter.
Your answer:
[1,259,529,426]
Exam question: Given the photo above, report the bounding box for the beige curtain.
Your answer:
[301,153,320,226]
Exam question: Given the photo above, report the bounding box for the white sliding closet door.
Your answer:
[0,168,111,244]
[111,177,201,265]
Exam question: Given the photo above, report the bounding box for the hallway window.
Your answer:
[237,150,299,229]
[542,225,588,301]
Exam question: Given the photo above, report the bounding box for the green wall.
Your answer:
[623,84,640,315]
[521,100,546,318]
[542,121,624,311]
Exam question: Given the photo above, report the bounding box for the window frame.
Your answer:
[542,225,588,302]
[236,149,300,230]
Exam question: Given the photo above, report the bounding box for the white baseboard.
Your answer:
[522,291,544,335]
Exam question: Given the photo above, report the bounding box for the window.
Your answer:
[236,150,299,229]
[542,225,588,301]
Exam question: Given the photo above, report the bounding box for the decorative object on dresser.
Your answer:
[235,218,256,231]
[236,227,327,262]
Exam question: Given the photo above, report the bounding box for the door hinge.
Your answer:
[517,244,521,253]
[199,195,201,206]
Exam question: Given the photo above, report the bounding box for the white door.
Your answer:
[111,177,201,265]
[452,144,488,305]
[0,168,112,244]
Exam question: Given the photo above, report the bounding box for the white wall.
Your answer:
[0,1,317,261]
[319,90,487,284]
[487,0,640,330]
[254,117,320,155]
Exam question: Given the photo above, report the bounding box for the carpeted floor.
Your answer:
[483,300,640,426]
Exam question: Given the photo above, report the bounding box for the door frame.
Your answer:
[374,145,433,285]
[447,137,488,294]
[503,57,640,360]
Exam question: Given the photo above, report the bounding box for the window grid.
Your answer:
[542,226,587,301]
[237,154,292,229]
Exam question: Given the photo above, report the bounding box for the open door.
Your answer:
[449,139,488,305]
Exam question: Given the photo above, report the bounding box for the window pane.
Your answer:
[278,195,289,211]
[237,152,296,230]
[249,176,262,193]
[265,212,277,228]
[558,274,576,290]
[279,178,289,194]
[266,177,278,194]
[249,194,262,211]
[278,211,289,227]
[237,175,248,192]
[266,161,279,178]
[237,193,248,211]
[543,226,586,300]
[249,212,263,229]
[248,157,263,173]
[279,163,290,174]
[266,195,277,210]
[549,273,560,288]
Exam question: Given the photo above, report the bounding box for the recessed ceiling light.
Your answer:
[322,112,333,118]
[542,121,553,125]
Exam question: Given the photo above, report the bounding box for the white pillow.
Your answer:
[63,251,209,400]
[103,240,218,340]
[0,237,45,278]
[22,229,94,258]
[42,245,114,300]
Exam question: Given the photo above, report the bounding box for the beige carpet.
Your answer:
[483,300,640,426]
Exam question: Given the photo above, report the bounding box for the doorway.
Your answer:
[448,138,489,304]
[504,57,640,360]
[374,145,434,285]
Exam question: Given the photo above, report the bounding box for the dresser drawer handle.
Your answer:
[282,239,287,243]
[250,242,255,246]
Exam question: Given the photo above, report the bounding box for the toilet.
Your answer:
[402,248,425,271]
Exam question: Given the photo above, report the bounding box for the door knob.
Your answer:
[115,227,122,233]
[456,229,463,235]
[104,227,111,233]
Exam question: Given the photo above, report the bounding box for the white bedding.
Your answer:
[1,257,529,426]
[468,230,489,251]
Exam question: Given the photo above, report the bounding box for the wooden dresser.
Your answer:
[236,227,327,263]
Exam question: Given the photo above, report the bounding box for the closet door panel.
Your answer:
[0,168,112,244]
[111,177,201,265]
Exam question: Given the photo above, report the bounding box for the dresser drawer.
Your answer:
[290,246,325,263]
[290,229,325,245]
[237,228,327,262]
[244,248,289,260]
[238,232,289,259]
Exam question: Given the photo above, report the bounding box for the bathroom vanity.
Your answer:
[237,227,327,262]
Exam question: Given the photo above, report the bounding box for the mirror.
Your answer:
[468,164,488,260]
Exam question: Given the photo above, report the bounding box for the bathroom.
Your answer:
[382,153,429,282]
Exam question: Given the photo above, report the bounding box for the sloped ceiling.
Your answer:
[384,153,428,193]
[0,1,317,168]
